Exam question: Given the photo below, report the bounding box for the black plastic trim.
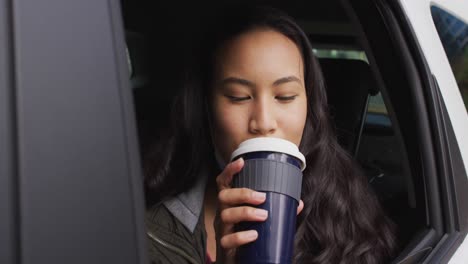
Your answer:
[441,93,468,233]
[423,76,468,263]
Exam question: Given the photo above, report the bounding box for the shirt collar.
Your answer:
[163,173,207,233]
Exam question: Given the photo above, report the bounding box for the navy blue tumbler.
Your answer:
[230,137,306,264]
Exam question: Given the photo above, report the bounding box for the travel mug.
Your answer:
[231,137,306,264]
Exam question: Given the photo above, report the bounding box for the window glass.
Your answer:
[313,49,367,61]
[431,6,468,112]
[367,93,391,127]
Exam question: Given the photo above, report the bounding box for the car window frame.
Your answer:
[346,0,468,262]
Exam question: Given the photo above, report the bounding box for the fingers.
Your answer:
[220,206,268,224]
[297,199,304,215]
[218,188,266,206]
[220,230,258,249]
[216,158,244,191]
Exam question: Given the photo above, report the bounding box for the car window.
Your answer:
[123,2,437,261]
[431,5,468,112]
[366,93,391,128]
[315,50,412,241]
[313,49,367,61]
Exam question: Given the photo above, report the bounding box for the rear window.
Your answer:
[313,49,366,61]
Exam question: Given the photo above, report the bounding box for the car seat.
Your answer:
[318,58,379,157]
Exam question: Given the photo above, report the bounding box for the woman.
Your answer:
[144,5,397,264]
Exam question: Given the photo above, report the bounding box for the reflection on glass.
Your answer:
[431,6,468,112]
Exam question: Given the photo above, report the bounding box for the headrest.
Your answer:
[318,58,378,154]
[319,58,379,96]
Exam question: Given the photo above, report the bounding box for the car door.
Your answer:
[0,1,148,263]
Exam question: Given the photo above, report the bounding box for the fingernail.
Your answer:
[255,209,268,218]
[245,230,258,240]
[230,158,242,167]
[252,192,266,200]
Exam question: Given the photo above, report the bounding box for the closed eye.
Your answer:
[226,95,251,102]
[276,95,297,101]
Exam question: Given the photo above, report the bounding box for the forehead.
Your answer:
[214,29,304,80]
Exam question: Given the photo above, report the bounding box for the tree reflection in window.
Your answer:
[431,6,468,111]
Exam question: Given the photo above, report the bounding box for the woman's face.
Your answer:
[211,29,308,163]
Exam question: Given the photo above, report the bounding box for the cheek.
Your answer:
[212,102,248,159]
[279,99,307,146]
[215,108,244,136]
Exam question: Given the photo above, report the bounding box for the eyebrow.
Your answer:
[221,77,255,88]
[221,75,302,88]
[272,76,302,86]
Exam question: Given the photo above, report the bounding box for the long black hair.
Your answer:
[144,4,397,263]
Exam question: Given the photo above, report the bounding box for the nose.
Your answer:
[248,97,278,136]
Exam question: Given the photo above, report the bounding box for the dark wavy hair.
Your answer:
[144,4,397,263]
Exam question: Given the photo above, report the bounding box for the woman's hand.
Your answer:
[215,158,266,263]
[214,158,304,263]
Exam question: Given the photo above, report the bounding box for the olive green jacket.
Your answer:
[145,173,209,264]
[146,203,207,264]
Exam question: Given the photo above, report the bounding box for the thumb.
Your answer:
[216,158,244,191]
[297,199,304,215]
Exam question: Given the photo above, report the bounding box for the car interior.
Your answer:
[120,0,432,262]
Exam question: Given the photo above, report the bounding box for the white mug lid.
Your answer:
[230,137,306,171]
